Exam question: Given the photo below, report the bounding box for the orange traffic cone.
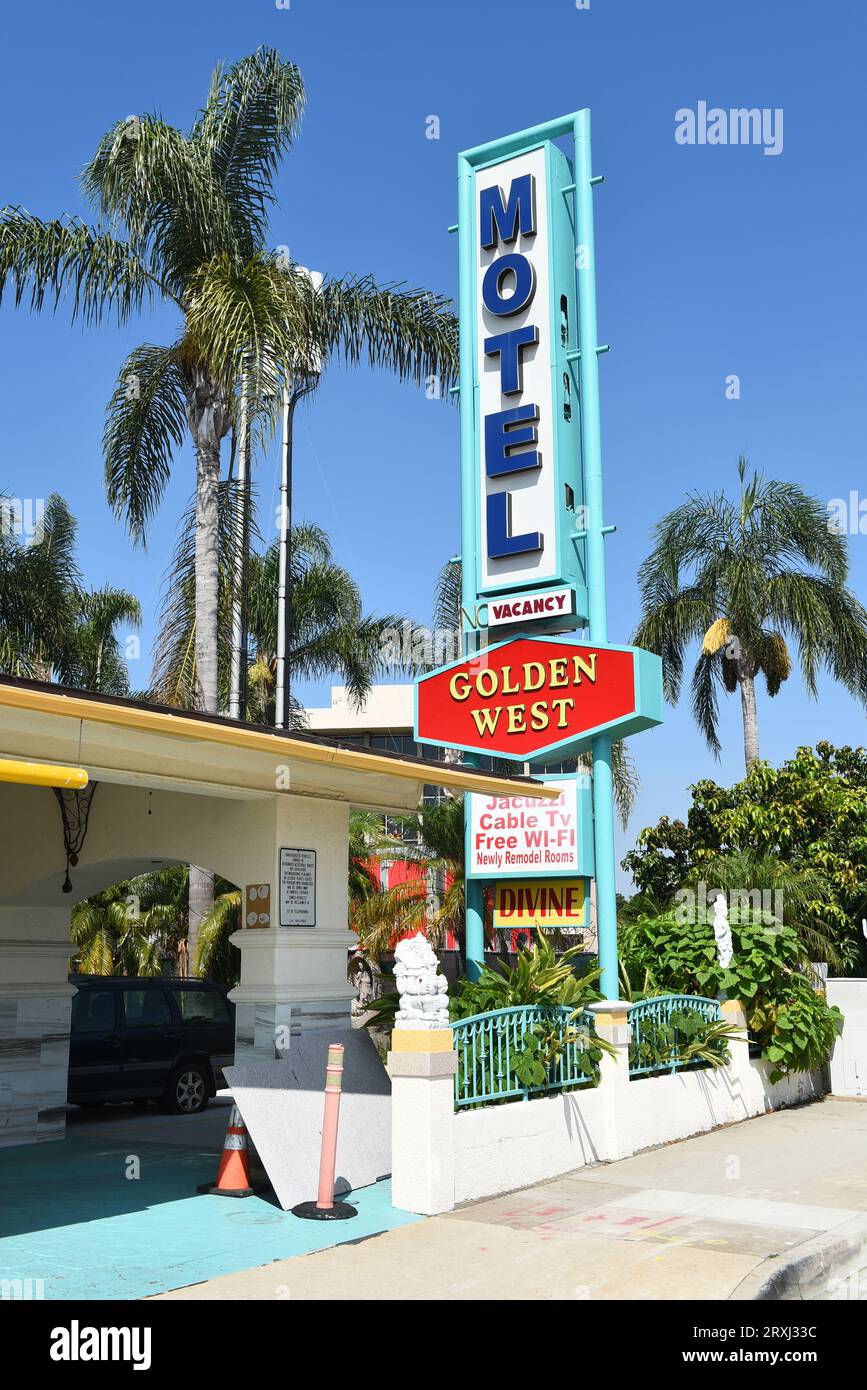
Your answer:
[197,1105,258,1198]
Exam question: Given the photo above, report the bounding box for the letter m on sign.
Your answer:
[479,174,536,249]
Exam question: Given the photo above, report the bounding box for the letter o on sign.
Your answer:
[482,253,536,317]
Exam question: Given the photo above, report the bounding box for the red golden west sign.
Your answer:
[414,635,663,762]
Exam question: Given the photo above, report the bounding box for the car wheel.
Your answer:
[163,1063,210,1115]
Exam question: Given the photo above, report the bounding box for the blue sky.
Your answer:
[1,0,865,885]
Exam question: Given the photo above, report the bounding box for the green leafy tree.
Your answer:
[352,795,466,961]
[0,47,457,718]
[348,810,385,906]
[633,458,867,768]
[0,494,79,681]
[622,743,867,972]
[192,883,243,988]
[62,587,142,695]
[681,850,843,972]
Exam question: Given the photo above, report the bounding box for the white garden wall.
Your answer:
[453,1059,824,1205]
[827,979,867,1098]
[389,1010,827,1214]
[454,1085,606,1203]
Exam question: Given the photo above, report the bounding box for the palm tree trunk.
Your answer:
[187,379,227,973]
[194,437,221,713]
[187,866,214,978]
[739,672,760,769]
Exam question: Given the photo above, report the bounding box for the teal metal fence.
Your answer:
[628,994,723,1077]
[451,1004,598,1109]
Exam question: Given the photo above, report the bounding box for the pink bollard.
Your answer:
[316,1042,344,1209]
[292,1041,358,1221]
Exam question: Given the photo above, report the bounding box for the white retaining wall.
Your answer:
[389,1009,827,1214]
[453,1060,823,1205]
[827,978,867,1098]
[454,1086,606,1203]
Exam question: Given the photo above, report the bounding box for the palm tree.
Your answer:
[0,47,458,721]
[151,487,411,724]
[348,809,383,906]
[62,587,142,695]
[0,493,79,681]
[634,458,867,768]
[351,796,466,961]
[70,870,187,976]
[0,50,454,958]
[192,880,244,987]
[0,491,140,694]
[243,527,413,728]
[151,487,412,968]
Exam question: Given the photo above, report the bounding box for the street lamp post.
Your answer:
[275,265,323,730]
[229,370,250,721]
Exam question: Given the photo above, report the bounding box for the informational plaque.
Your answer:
[278,848,316,927]
[244,883,271,928]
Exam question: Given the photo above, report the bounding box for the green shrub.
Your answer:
[620,911,842,1081]
[365,932,611,1101]
[450,931,602,1020]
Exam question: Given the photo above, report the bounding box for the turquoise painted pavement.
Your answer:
[0,1126,419,1300]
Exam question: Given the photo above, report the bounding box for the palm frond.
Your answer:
[81,117,238,295]
[318,275,459,390]
[0,209,155,324]
[192,48,305,252]
[690,651,724,758]
[193,889,241,980]
[433,557,462,636]
[103,343,188,542]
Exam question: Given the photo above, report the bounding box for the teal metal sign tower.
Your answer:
[419,110,663,1001]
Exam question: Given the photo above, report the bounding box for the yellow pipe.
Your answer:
[0,758,88,790]
[0,683,558,800]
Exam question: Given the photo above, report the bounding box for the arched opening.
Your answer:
[66,858,242,989]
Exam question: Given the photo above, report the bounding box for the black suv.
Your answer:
[68,976,235,1114]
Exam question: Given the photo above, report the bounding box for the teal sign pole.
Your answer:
[457,146,486,981]
[441,110,661,995]
[571,110,619,1001]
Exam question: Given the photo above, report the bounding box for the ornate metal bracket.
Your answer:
[53,782,98,894]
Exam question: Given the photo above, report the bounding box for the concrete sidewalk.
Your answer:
[152,1097,867,1302]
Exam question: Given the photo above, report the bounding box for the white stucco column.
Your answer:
[228,795,355,1060]
[387,1030,457,1214]
[827,979,867,1096]
[0,906,75,1148]
[720,997,751,1086]
[587,1000,633,1162]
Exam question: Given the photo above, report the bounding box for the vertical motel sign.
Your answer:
[471,138,588,622]
[415,112,663,996]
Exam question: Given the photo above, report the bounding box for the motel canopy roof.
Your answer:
[0,675,556,814]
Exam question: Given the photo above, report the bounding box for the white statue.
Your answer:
[711,891,734,969]
[393,933,450,1031]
